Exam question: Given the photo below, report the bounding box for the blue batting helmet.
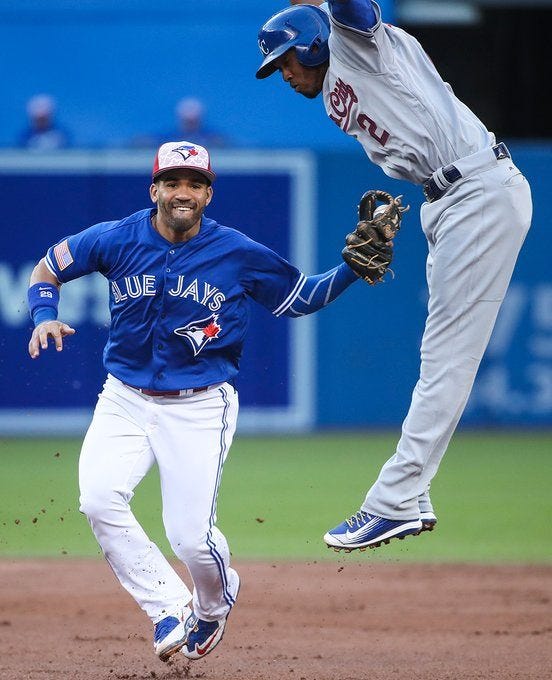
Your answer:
[256,5,330,80]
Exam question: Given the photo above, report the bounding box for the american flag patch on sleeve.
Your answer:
[53,239,74,271]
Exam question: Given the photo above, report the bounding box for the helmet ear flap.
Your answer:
[310,33,329,61]
[311,36,323,55]
[294,27,330,69]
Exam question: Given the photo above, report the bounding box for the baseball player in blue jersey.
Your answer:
[27,140,363,662]
[256,1,532,551]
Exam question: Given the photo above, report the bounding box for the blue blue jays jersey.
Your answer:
[45,209,305,390]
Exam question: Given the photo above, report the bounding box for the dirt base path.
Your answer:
[0,559,550,680]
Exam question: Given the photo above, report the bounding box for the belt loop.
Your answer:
[423,143,510,203]
[433,168,451,191]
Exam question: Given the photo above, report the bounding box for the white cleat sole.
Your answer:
[324,519,423,551]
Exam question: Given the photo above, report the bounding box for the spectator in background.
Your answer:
[129,97,229,149]
[173,97,227,148]
[18,94,71,151]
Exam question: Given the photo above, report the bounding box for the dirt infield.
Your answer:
[0,559,550,680]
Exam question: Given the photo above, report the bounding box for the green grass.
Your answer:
[0,433,551,563]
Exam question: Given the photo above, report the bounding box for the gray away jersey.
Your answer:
[323,1,495,183]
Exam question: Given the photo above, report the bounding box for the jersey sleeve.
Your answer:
[282,263,358,317]
[327,0,377,30]
[241,239,305,316]
[44,221,109,283]
[328,1,394,74]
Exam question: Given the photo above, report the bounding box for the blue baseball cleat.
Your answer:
[182,574,240,660]
[324,510,422,551]
[182,613,227,660]
[154,606,192,661]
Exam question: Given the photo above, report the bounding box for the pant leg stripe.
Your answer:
[206,384,234,608]
[207,530,235,607]
[209,385,230,525]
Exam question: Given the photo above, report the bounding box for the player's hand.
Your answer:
[28,320,76,358]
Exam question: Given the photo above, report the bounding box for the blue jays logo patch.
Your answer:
[172,144,199,161]
[174,313,221,356]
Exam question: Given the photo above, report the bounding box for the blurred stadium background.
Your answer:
[0,0,550,561]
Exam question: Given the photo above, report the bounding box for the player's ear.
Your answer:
[205,185,213,206]
[150,183,158,204]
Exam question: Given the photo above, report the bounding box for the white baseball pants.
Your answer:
[79,374,240,623]
[363,148,532,518]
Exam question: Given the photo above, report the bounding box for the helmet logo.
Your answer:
[259,39,270,55]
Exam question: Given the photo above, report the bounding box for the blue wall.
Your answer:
[0,0,394,150]
[0,143,550,431]
[315,143,552,427]
[1,2,548,434]
[0,149,318,435]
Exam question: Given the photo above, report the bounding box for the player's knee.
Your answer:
[165,529,208,561]
[402,459,424,476]
[79,488,130,523]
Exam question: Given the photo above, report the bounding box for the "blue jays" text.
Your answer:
[110,275,226,311]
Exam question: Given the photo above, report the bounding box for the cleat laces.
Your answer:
[346,510,368,529]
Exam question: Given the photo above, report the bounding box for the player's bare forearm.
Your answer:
[30,258,61,287]
[28,258,75,358]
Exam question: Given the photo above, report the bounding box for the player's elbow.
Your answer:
[30,257,60,288]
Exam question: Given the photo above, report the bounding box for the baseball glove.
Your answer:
[342,190,409,284]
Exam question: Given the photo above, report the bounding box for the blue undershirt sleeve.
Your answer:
[282,263,358,318]
[327,0,378,30]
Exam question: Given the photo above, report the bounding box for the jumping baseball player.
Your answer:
[256,1,532,551]
[26,140,376,661]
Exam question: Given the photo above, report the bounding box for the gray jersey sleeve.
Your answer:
[328,2,390,73]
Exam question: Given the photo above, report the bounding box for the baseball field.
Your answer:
[1,432,551,679]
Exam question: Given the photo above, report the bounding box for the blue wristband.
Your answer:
[32,307,58,326]
[28,282,60,327]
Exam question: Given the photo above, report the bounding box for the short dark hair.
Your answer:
[154,169,211,186]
